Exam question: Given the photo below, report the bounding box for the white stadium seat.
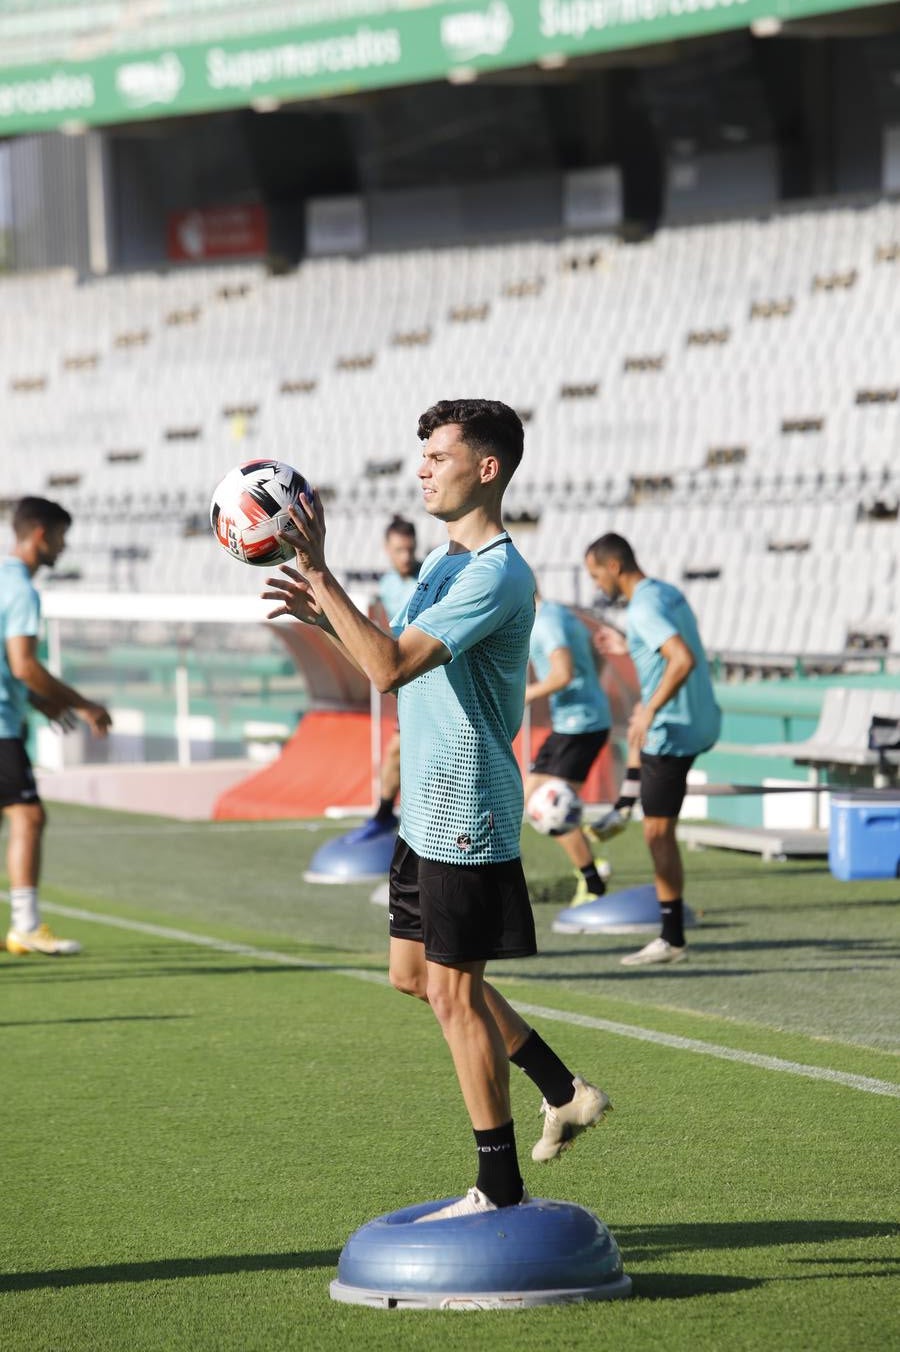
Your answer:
[2,199,900,663]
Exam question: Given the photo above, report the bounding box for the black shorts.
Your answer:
[531,729,609,785]
[0,738,41,809]
[388,837,537,966]
[640,752,695,819]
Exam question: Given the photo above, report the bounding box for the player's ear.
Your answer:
[479,454,501,485]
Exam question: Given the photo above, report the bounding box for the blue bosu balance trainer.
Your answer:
[304,820,397,884]
[330,1196,631,1309]
[553,882,696,935]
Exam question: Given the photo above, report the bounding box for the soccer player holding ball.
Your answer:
[264,400,610,1216]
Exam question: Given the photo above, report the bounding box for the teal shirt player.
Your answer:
[394,532,536,864]
[626,578,721,757]
[378,567,419,625]
[530,600,611,735]
[0,558,40,739]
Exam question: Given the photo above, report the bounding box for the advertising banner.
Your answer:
[0,0,887,137]
[167,204,268,261]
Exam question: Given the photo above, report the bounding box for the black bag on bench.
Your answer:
[868,716,900,754]
[868,717,900,779]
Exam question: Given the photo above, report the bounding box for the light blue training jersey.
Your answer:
[530,600,611,735]
[378,566,419,622]
[0,558,40,739]
[626,577,721,757]
[394,532,536,864]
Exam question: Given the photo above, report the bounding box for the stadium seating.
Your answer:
[2,198,899,661]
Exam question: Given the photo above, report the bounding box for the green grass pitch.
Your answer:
[1,802,898,1351]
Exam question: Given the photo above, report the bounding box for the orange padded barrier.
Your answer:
[213,710,376,820]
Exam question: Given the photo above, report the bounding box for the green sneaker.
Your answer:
[569,875,606,908]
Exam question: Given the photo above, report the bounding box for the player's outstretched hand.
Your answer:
[80,702,113,738]
[594,624,629,657]
[276,493,326,576]
[262,565,325,626]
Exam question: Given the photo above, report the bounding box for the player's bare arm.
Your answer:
[266,497,449,692]
[628,634,695,747]
[263,564,377,680]
[6,635,112,736]
[525,645,574,705]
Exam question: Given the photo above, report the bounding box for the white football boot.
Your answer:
[531,1077,612,1163]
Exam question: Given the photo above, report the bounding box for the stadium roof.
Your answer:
[0,0,893,137]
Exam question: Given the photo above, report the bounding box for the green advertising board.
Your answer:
[0,0,886,136]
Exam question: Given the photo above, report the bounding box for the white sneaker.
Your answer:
[6,923,82,956]
[532,1077,612,1163]
[415,1185,530,1222]
[620,937,686,967]
[590,805,632,842]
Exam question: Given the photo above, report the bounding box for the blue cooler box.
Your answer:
[829,791,900,881]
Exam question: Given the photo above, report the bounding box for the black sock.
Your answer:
[614,766,641,812]
[660,898,685,948]
[510,1029,575,1108]
[579,863,606,897]
[474,1121,523,1207]
[373,796,396,825]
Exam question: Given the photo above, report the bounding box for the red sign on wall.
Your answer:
[167,204,268,261]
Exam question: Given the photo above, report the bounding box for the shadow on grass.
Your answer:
[511,967,819,982]
[630,1272,764,1299]
[744,896,900,912]
[4,1228,896,1300]
[685,937,900,957]
[0,961,387,986]
[615,1219,900,1263]
[539,936,896,959]
[0,1014,191,1028]
[621,1220,900,1300]
[0,1249,344,1293]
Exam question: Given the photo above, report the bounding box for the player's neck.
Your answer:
[12,543,39,576]
[619,570,646,601]
[444,507,506,555]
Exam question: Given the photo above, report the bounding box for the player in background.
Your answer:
[265,400,611,1217]
[2,497,112,956]
[585,533,721,966]
[524,592,613,907]
[349,517,421,843]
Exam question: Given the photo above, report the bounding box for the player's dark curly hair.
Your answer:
[13,496,72,538]
[417,399,524,483]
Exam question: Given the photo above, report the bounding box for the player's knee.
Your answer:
[11,801,46,837]
[643,815,674,848]
[425,980,464,1030]
[389,966,428,1001]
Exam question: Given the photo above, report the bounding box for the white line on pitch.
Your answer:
[41,902,900,1100]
